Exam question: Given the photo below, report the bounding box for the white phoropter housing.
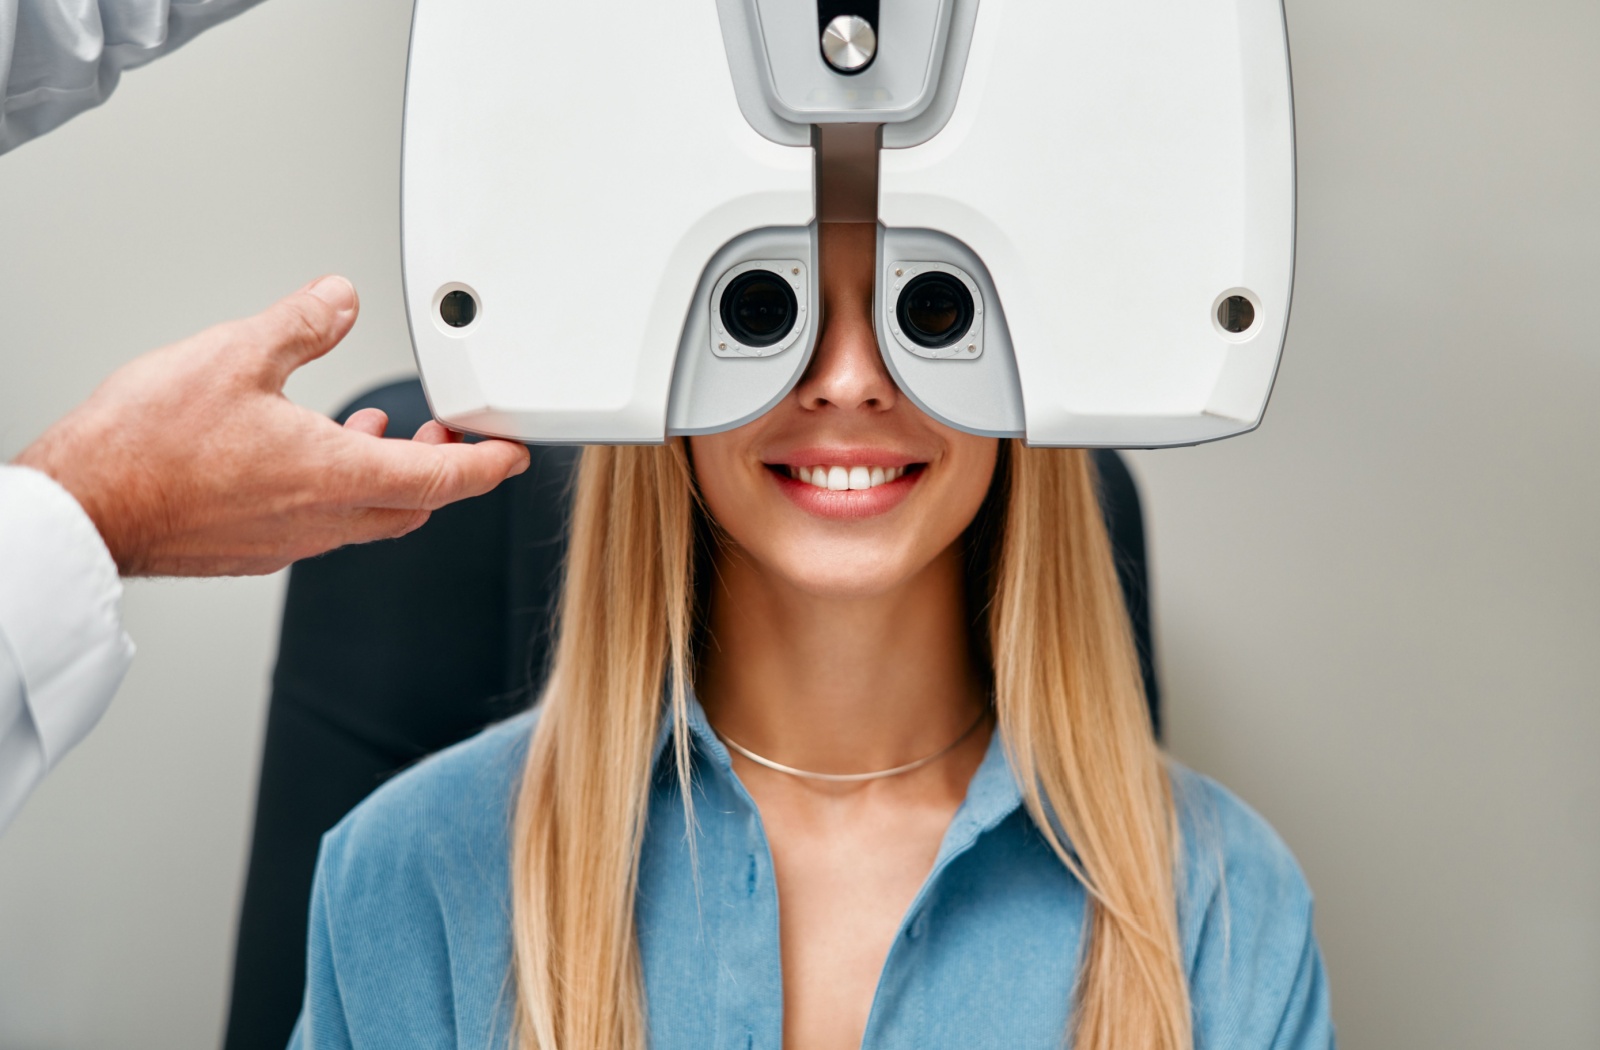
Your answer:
[401,0,1296,447]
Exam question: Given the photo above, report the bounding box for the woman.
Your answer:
[290,224,1331,1050]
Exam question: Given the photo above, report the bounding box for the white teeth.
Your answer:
[789,464,911,490]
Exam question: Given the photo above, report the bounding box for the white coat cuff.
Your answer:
[0,464,134,768]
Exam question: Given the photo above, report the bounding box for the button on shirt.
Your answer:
[292,700,1334,1049]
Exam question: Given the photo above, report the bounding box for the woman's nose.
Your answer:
[794,298,899,415]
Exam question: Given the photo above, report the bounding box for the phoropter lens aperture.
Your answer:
[720,270,798,348]
[897,271,974,349]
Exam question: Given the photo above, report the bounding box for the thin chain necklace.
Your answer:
[715,707,990,784]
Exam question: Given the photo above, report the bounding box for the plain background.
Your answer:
[1,0,1596,1045]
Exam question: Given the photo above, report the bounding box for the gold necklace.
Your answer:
[715,708,990,783]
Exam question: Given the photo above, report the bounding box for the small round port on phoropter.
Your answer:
[1217,294,1255,334]
[439,289,477,328]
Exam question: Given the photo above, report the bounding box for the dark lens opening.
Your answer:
[1218,294,1255,334]
[721,270,798,348]
[440,289,477,328]
[897,271,974,349]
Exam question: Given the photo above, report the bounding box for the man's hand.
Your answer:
[13,276,531,576]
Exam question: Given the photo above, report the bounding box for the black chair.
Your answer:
[221,377,1160,1050]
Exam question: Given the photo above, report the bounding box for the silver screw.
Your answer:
[895,267,904,277]
[821,14,876,73]
[792,267,800,275]
[967,344,976,353]
[718,342,727,351]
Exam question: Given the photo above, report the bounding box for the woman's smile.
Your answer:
[763,446,930,520]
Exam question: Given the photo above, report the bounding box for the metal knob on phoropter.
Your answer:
[820,14,876,74]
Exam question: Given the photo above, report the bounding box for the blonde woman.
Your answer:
[289,224,1332,1050]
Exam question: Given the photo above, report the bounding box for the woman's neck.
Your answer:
[697,542,987,775]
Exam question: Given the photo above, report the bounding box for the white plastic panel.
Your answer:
[746,0,952,123]
[879,0,1296,447]
[403,0,814,443]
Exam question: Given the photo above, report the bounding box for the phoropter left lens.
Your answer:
[720,270,798,348]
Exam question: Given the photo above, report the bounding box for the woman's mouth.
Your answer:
[778,464,916,490]
[764,459,927,519]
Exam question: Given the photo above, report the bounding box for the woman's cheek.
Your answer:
[688,435,761,538]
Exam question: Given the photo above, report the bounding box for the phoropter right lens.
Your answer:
[897,271,974,349]
[720,270,797,348]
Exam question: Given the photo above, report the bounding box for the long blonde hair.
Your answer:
[509,441,1189,1049]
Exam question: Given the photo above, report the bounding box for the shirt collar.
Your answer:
[651,688,737,774]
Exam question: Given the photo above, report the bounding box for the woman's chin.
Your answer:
[758,543,930,601]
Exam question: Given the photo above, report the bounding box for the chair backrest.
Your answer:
[221,377,1161,1050]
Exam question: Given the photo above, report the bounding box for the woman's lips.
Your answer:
[766,461,925,519]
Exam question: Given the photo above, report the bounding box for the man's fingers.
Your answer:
[343,407,389,437]
[339,507,434,547]
[349,434,531,510]
[275,506,433,565]
[412,419,455,446]
[250,275,361,388]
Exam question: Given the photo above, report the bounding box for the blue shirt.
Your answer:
[289,699,1333,1049]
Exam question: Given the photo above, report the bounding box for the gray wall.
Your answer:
[0,0,1594,1046]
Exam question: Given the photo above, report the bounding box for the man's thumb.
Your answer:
[255,275,360,387]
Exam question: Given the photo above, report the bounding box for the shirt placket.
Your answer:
[707,759,786,1050]
[859,735,1024,1047]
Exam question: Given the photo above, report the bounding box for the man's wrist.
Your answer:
[13,430,141,575]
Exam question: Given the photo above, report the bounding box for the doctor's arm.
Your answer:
[0,0,267,154]
[0,276,531,832]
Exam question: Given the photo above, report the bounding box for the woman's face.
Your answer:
[691,223,999,600]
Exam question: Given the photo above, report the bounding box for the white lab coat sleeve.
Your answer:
[0,0,267,155]
[0,464,134,833]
